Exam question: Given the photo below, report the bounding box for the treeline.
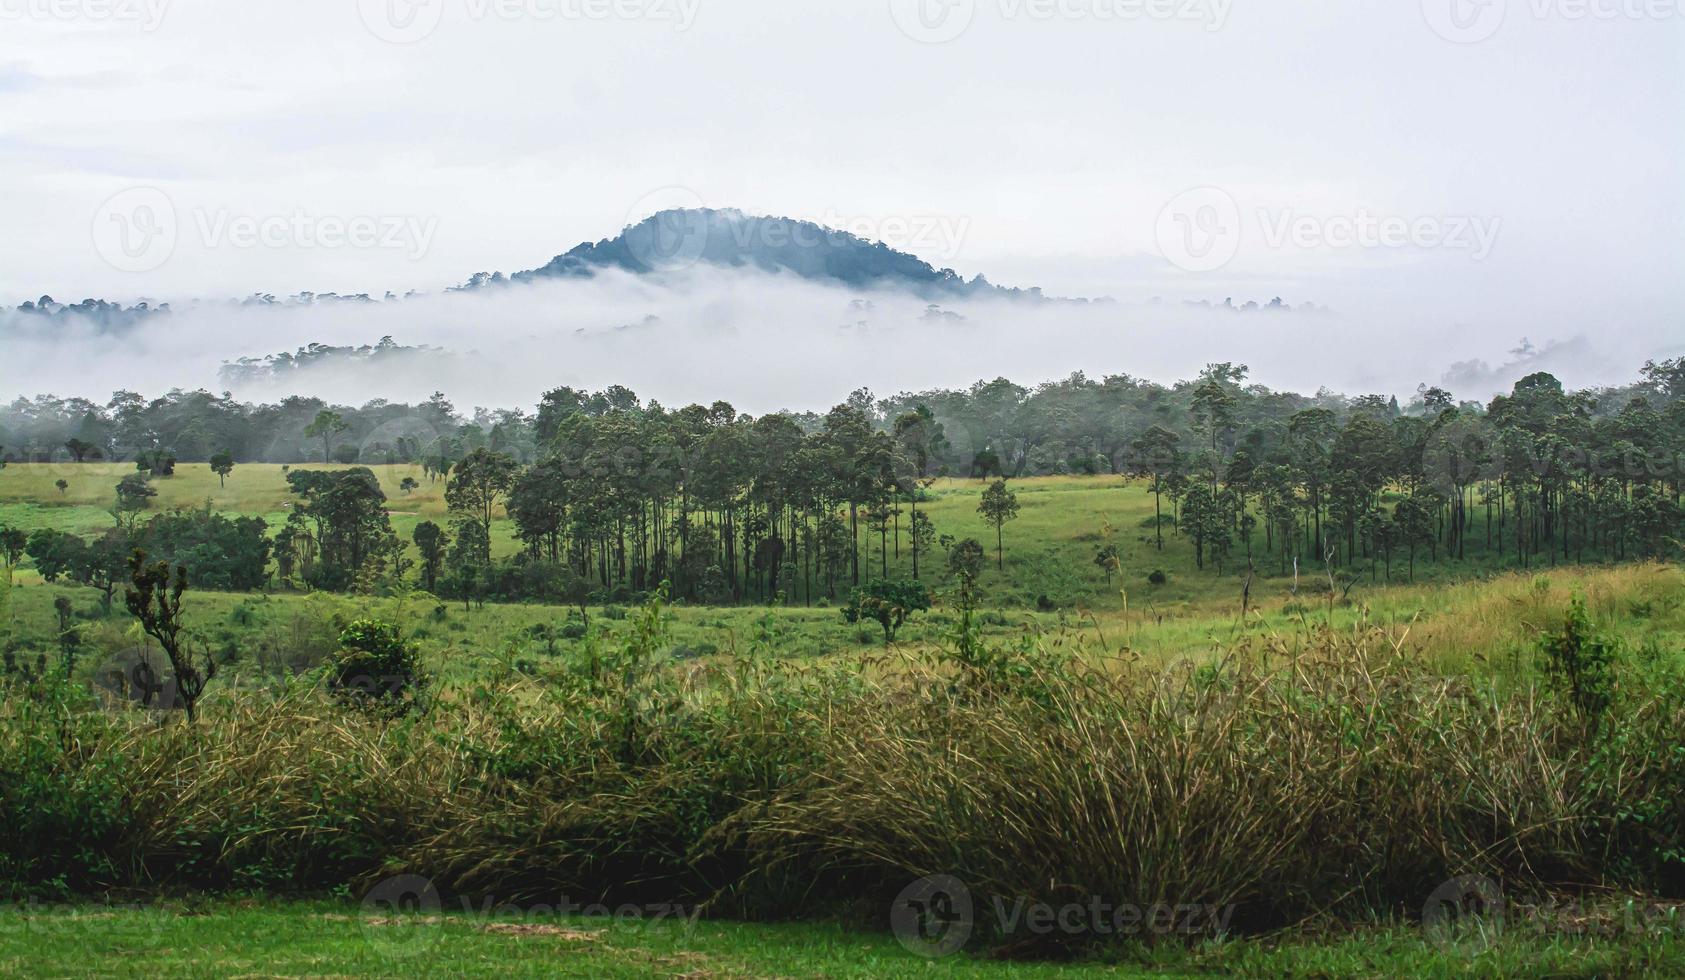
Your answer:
[4,359,1682,474]
[18,508,271,608]
[5,359,1684,606]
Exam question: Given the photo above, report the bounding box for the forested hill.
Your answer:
[501,208,1056,299]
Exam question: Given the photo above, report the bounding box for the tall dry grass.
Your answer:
[2,592,1681,952]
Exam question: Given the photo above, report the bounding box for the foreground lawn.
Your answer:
[1,900,1682,978]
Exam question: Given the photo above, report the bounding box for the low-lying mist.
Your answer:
[1,268,1673,411]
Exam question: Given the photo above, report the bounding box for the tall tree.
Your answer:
[303,410,350,463]
[977,479,1021,570]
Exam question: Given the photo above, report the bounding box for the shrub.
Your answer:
[1148,569,1168,585]
[840,580,932,645]
[1536,594,1619,732]
[325,620,426,714]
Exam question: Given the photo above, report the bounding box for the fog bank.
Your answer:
[2,269,1676,412]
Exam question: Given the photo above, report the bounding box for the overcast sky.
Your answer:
[0,0,1680,400]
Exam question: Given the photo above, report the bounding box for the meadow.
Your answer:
[1,461,1683,975]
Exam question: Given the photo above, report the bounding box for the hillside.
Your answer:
[507,208,1053,298]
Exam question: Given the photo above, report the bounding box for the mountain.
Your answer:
[503,208,1053,300]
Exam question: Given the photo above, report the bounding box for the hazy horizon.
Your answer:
[1,1,1680,408]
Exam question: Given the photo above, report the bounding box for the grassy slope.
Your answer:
[1,900,1681,978]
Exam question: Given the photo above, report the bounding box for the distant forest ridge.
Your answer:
[2,358,1681,475]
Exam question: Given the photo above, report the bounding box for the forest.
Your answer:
[3,358,1682,609]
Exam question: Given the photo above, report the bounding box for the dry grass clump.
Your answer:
[736,619,1639,937]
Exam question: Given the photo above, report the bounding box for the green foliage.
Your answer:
[977,479,1020,569]
[325,619,426,714]
[208,450,235,487]
[840,580,932,644]
[946,537,985,583]
[1537,594,1620,732]
[139,507,271,591]
[115,473,156,514]
[0,686,126,895]
[284,468,399,591]
[0,527,24,567]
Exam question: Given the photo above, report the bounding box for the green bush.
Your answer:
[324,620,426,714]
[0,687,128,896]
[840,580,932,644]
[1537,594,1618,731]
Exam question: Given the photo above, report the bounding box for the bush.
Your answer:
[840,580,932,644]
[1148,569,1168,585]
[0,687,128,895]
[324,620,426,714]
[1536,594,1619,732]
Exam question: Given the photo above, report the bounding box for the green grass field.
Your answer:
[3,898,1682,978]
[3,461,1683,698]
[0,461,1564,608]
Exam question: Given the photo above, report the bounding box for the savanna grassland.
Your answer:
[2,461,1684,977]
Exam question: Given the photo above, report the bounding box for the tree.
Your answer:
[892,406,947,579]
[399,476,419,496]
[445,448,519,547]
[0,527,25,567]
[841,579,932,644]
[977,479,1020,570]
[1391,494,1436,581]
[303,410,350,463]
[140,507,271,591]
[25,529,83,581]
[553,563,595,627]
[1129,426,1181,551]
[55,479,68,496]
[1093,543,1120,584]
[125,551,217,723]
[285,468,397,590]
[209,450,235,488]
[53,595,81,678]
[115,473,156,520]
[1190,374,1238,489]
[64,438,98,462]
[413,521,448,593]
[135,450,176,477]
[947,537,986,583]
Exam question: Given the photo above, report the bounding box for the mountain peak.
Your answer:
[508,208,1049,299]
